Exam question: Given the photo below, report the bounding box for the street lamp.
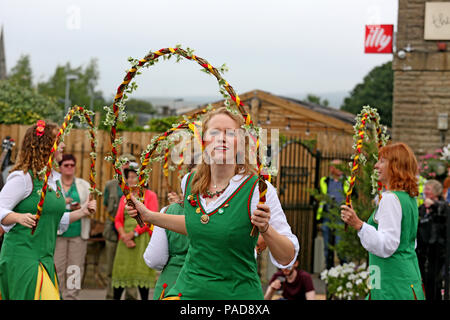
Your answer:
[64,74,78,115]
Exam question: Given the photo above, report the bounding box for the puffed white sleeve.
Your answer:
[0,171,33,232]
[58,212,71,234]
[180,173,189,196]
[357,192,402,258]
[251,181,300,269]
[143,207,170,270]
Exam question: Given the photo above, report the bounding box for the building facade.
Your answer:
[393,0,450,155]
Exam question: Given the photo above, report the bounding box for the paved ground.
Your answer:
[77,274,326,300]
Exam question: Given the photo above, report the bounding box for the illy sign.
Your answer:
[364,25,393,54]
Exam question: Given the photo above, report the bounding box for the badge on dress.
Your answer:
[200,214,210,224]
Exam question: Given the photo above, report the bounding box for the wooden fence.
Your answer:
[1,124,355,272]
[0,124,181,223]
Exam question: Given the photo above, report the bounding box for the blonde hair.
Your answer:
[11,121,58,179]
[190,107,257,195]
[425,179,443,197]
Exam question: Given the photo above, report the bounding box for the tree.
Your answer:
[0,80,62,124]
[341,61,393,127]
[311,139,380,265]
[37,58,106,112]
[146,116,180,132]
[305,93,329,107]
[124,98,156,115]
[8,54,33,88]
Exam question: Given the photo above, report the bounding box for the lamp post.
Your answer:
[64,74,78,115]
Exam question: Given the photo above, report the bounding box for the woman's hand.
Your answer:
[252,203,271,234]
[424,198,434,208]
[65,197,73,205]
[340,205,363,231]
[125,194,150,220]
[81,199,97,216]
[15,213,37,229]
[124,239,136,248]
[121,231,134,242]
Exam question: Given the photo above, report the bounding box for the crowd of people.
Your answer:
[0,110,448,301]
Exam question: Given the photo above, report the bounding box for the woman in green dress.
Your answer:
[111,168,158,300]
[340,142,425,300]
[126,107,299,300]
[143,201,189,300]
[0,120,97,300]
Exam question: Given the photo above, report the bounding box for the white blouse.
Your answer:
[143,174,300,270]
[0,170,70,233]
[357,191,408,258]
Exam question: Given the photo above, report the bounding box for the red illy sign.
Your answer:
[364,25,393,54]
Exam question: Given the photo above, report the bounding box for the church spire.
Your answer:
[0,25,7,80]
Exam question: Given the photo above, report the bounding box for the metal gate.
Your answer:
[275,139,321,272]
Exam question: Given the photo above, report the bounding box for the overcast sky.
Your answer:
[1,0,397,106]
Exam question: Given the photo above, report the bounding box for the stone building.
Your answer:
[393,0,450,155]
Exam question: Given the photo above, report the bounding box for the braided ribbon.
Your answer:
[110,47,267,236]
[344,109,385,232]
[32,105,97,235]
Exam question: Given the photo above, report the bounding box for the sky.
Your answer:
[0,0,398,107]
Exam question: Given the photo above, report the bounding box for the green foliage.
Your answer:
[8,54,33,88]
[341,61,393,127]
[123,98,156,114]
[146,116,181,132]
[305,93,329,107]
[37,58,106,112]
[312,140,380,264]
[0,80,63,124]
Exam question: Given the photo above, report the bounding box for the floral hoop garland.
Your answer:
[32,105,101,234]
[344,106,389,231]
[105,46,273,235]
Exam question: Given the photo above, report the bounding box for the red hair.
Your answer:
[379,142,418,198]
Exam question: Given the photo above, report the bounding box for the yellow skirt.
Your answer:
[34,263,60,300]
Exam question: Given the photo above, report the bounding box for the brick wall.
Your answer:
[393,0,450,155]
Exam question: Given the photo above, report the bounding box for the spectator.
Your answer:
[54,154,91,300]
[102,153,138,300]
[264,259,315,300]
[417,179,448,300]
[111,167,158,300]
[316,159,349,269]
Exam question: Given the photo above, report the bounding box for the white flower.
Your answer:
[320,269,328,280]
[337,286,342,292]
[355,279,363,285]
[359,271,369,279]
[346,282,353,289]
[357,262,367,271]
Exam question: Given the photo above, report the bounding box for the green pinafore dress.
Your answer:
[166,173,263,300]
[0,172,66,300]
[153,202,189,300]
[367,191,425,300]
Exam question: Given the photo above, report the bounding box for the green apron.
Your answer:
[367,191,425,300]
[111,206,156,289]
[0,172,66,300]
[153,203,189,300]
[166,173,263,300]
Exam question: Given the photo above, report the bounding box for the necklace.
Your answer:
[203,183,229,199]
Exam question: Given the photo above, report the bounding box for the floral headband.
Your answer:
[36,120,46,137]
